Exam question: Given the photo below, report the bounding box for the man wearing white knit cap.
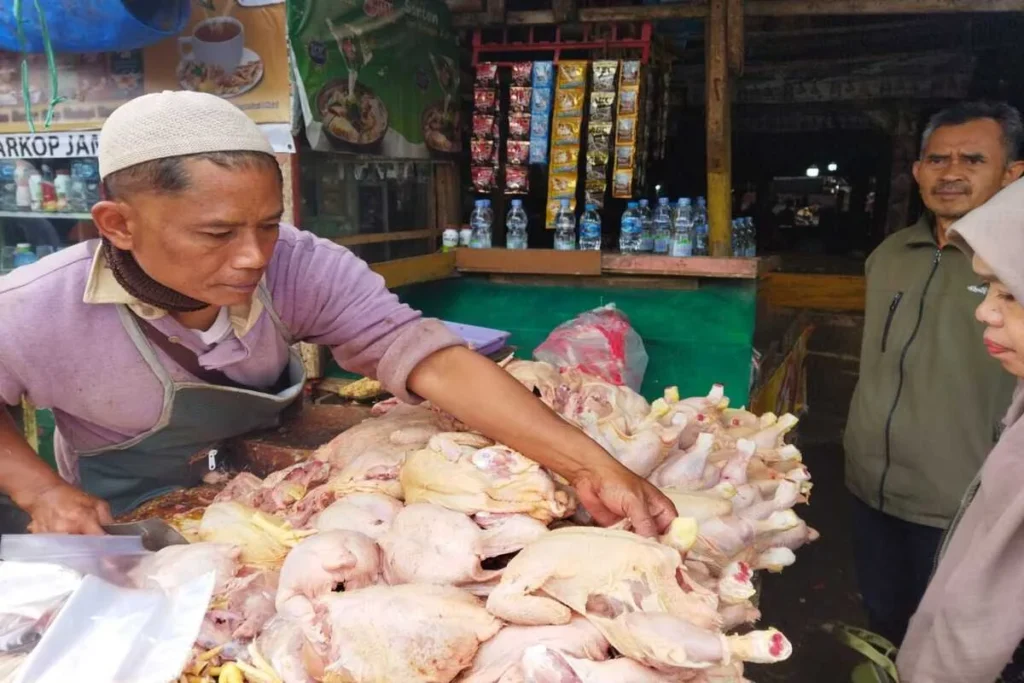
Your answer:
[0,92,676,536]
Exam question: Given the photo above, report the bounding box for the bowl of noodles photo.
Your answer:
[421,102,462,154]
[316,79,389,151]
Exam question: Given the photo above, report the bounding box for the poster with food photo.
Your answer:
[289,0,461,159]
[144,0,290,124]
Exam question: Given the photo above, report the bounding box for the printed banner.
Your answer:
[0,132,99,159]
[0,0,289,134]
[290,0,461,159]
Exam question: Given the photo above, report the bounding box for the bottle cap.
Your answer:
[585,203,596,211]
[658,197,669,205]
[627,201,638,209]
[639,199,649,207]
[16,243,31,249]
[678,197,691,205]
[475,199,485,207]
[560,198,570,208]
[511,199,523,208]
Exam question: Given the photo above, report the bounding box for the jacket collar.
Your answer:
[904,214,939,248]
[81,242,264,336]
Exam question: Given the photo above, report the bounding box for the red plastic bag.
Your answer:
[533,304,648,391]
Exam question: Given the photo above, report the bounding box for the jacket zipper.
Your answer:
[880,292,904,353]
[878,249,942,513]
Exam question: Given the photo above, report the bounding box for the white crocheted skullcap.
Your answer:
[99,90,274,180]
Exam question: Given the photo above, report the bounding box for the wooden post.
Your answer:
[706,0,733,257]
[727,0,744,76]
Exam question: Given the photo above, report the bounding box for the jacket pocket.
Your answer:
[881,291,903,353]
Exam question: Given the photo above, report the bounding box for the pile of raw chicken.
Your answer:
[155,359,816,683]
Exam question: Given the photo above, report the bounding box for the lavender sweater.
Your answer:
[0,224,463,482]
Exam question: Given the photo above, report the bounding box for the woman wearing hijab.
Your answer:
[897,178,1024,682]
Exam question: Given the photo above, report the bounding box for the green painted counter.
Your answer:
[326,275,758,404]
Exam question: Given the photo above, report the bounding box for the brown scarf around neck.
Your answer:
[101,238,209,313]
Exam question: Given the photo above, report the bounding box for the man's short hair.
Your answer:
[103,150,281,201]
[920,101,1024,164]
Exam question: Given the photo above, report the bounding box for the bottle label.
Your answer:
[671,238,693,257]
[580,219,601,240]
[621,217,641,237]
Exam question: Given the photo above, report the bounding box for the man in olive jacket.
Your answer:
[845,101,1024,646]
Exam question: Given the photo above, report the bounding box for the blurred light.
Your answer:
[655,184,662,194]
[827,162,838,172]
[806,165,820,178]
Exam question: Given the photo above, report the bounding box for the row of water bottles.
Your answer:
[732,217,757,257]
[624,196,710,256]
[470,198,530,250]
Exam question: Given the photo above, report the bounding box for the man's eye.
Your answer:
[977,283,990,294]
[204,231,232,239]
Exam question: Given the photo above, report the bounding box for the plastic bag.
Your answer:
[15,572,215,683]
[0,534,147,586]
[0,562,82,659]
[533,304,649,391]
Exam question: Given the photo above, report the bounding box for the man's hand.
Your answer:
[21,482,112,535]
[572,462,678,537]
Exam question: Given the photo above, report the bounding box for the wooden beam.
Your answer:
[456,248,602,276]
[706,0,733,258]
[761,273,866,311]
[552,0,578,24]
[601,254,765,279]
[332,229,436,247]
[452,0,1023,26]
[727,0,745,76]
[485,0,507,25]
[371,252,457,289]
[746,0,1024,16]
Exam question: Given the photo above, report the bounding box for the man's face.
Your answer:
[103,159,283,307]
[913,118,1022,222]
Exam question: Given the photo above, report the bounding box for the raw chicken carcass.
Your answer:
[129,542,241,595]
[615,612,791,669]
[312,492,403,540]
[311,584,502,683]
[214,472,266,507]
[275,530,381,638]
[198,502,314,566]
[459,617,610,683]
[401,433,575,524]
[486,526,724,663]
[259,460,332,512]
[255,617,316,683]
[689,511,800,574]
[381,503,547,591]
[518,645,692,682]
[504,360,582,413]
[648,433,719,490]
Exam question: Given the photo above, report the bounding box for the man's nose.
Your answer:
[232,232,268,270]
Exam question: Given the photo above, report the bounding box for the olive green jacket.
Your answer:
[844,216,1017,528]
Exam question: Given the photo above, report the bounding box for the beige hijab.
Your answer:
[897,179,1024,682]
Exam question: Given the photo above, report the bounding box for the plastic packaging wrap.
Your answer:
[0,534,146,586]
[14,572,214,683]
[533,304,649,391]
[0,562,82,661]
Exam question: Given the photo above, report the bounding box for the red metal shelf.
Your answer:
[471,22,653,65]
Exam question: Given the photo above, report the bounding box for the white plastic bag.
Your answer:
[0,534,146,586]
[15,572,215,683]
[0,562,82,656]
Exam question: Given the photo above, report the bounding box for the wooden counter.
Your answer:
[454,248,779,280]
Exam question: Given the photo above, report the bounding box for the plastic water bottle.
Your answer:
[482,200,495,246]
[12,243,37,268]
[554,199,576,251]
[744,217,757,256]
[578,202,602,251]
[637,199,653,252]
[619,201,643,254]
[694,197,708,256]
[506,199,528,250]
[469,199,492,249]
[731,218,743,256]
[652,197,672,254]
[670,198,694,257]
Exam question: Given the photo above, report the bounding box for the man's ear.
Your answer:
[90,200,133,250]
[911,160,922,186]
[1003,160,1024,185]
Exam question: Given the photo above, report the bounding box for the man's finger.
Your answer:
[628,506,658,537]
[80,514,107,536]
[650,488,679,533]
[576,483,621,527]
[95,502,114,525]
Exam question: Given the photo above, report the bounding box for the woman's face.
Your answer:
[974,254,1024,378]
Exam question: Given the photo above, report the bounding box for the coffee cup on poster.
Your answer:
[179,17,245,73]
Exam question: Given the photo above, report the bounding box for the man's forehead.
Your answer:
[926,118,1004,153]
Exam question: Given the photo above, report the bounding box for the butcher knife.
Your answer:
[101,519,189,551]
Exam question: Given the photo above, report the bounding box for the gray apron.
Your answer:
[78,287,305,517]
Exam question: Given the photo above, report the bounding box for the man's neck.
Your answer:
[934,215,956,249]
[172,306,222,331]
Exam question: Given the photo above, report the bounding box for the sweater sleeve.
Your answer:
[267,225,465,402]
[897,469,1024,682]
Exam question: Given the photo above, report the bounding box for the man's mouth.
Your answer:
[222,282,259,292]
